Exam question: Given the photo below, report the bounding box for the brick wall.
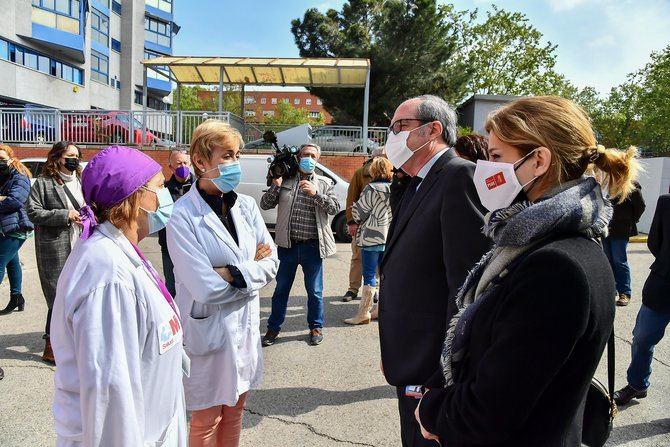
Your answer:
[9,146,368,182]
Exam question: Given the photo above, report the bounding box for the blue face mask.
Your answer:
[141,187,174,234]
[299,157,316,174]
[205,162,242,193]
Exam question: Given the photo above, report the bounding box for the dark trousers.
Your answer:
[161,247,176,298]
[627,304,670,391]
[396,387,439,447]
[603,237,631,295]
[0,235,25,295]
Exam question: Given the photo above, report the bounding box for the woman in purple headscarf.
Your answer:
[50,146,187,447]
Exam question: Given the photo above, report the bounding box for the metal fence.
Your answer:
[0,107,388,154]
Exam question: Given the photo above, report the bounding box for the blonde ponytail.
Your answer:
[592,146,640,204]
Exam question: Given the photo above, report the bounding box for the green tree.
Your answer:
[291,0,471,125]
[457,6,576,97]
[171,86,242,115]
[265,101,325,126]
[633,45,670,152]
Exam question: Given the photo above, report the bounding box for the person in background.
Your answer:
[389,168,410,215]
[603,180,645,306]
[454,134,489,162]
[260,143,340,347]
[158,149,194,296]
[51,145,187,446]
[342,147,385,302]
[167,120,278,447]
[344,156,393,325]
[415,96,636,446]
[0,145,33,316]
[27,141,85,365]
[379,95,491,446]
[614,194,670,406]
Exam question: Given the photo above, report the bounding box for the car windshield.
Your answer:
[115,114,145,128]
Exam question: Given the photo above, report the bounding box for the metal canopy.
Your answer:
[141,56,370,87]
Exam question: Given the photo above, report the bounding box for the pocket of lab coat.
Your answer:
[144,410,179,447]
[184,311,226,356]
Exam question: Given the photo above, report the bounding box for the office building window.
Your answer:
[135,91,168,110]
[91,8,109,46]
[31,0,80,34]
[282,98,289,103]
[91,50,109,84]
[317,99,323,105]
[260,97,266,105]
[112,1,121,15]
[244,96,255,105]
[145,17,171,48]
[294,98,300,105]
[0,38,83,84]
[271,98,277,105]
[244,110,256,118]
[306,98,312,105]
[310,112,321,118]
[263,110,275,117]
[111,38,121,52]
[144,50,170,81]
[146,0,172,13]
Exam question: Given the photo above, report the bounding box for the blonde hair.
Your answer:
[485,96,639,203]
[0,145,32,178]
[369,157,393,181]
[90,189,145,229]
[189,119,244,175]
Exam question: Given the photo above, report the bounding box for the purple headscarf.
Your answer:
[79,145,161,239]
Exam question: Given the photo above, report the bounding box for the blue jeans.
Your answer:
[0,235,25,295]
[361,248,384,287]
[161,247,176,297]
[626,304,670,391]
[603,237,631,295]
[267,241,324,332]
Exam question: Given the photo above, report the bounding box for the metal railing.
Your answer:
[0,107,387,154]
[0,108,243,148]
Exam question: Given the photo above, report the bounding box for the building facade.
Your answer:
[0,0,177,110]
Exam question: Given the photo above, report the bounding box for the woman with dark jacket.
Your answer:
[603,181,645,306]
[415,96,638,446]
[27,141,85,364]
[0,145,34,315]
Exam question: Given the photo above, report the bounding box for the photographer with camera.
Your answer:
[260,143,339,346]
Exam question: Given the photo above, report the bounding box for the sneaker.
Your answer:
[616,293,631,307]
[262,330,279,347]
[342,291,357,302]
[309,328,324,346]
[614,384,647,406]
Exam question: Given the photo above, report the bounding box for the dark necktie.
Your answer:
[395,175,423,222]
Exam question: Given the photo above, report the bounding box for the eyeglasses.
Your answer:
[387,118,430,135]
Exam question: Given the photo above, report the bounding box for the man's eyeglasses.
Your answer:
[388,118,430,135]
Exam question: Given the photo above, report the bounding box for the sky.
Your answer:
[173,0,670,95]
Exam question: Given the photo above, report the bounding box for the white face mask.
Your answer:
[473,150,538,213]
[385,123,433,169]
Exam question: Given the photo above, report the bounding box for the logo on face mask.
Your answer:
[485,172,507,190]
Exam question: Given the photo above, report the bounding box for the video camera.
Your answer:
[264,130,299,187]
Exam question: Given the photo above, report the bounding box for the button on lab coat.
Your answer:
[51,221,187,447]
[167,187,279,411]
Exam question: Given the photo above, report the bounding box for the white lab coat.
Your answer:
[166,186,279,411]
[51,221,187,447]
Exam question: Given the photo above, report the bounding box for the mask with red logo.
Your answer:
[473,150,538,213]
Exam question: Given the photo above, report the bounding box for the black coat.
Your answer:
[418,236,616,447]
[378,150,491,387]
[643,194,670,314]
[608,182,645,239]
[158,174,193,249]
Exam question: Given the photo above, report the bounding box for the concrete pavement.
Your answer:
[0,237,668,446]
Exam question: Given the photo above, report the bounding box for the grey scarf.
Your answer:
[440,176,612,385]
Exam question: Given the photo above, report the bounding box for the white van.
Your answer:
[238,154,351,242]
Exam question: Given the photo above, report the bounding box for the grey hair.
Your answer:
[168,149,189,166]
[300,143,321,157]
[414,95,458,146]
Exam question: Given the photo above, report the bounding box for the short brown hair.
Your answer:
[454,134,488,162]
[485,96,639,203]
[190,119,244,175]
[369,157,393,181]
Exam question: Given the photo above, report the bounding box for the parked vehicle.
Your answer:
[1,105,58,143]
[312,127,379,153]
[61,112,160,145]
[237,155,351,242]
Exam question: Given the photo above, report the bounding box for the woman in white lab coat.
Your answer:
[167,120,279,447]
[51,145,187,447]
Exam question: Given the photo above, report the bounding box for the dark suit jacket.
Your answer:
[378,149,491,387]
[644,194,670,314]
[418,236,616,447]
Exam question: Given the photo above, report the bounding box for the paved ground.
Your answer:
[0,237,668,446]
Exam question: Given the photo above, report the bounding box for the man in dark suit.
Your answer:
[378,95,491,446]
